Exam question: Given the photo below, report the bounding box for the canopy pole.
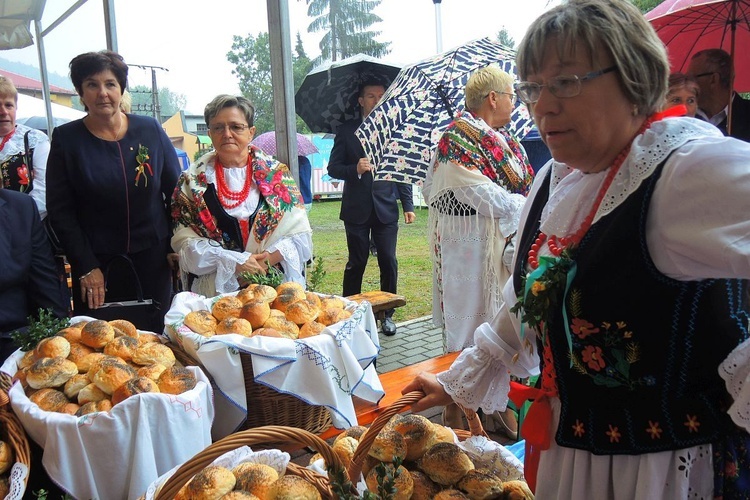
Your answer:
[433,0,443,53]
[33,19,54,137]
[727,1,737,136]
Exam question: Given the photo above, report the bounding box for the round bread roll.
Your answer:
[456,469,505,500]
[111,376,160,405]
[232,462,279,498]
[132,343,176,368]
[0,477,8,499]
[222,492,260,500]
[77,383,108,405]
[178,465,236,500]
[262,316,300,339]
[319,296,345,311]
[80,320,116,349]
[268,308,286,319]
[431,423,457,444]
[157,366,197,395]
[103,335,139,362]
[305,292,322,309]
[308,452,324,466]
[29,388,69,412]
[271,288,306,313]
[365,464,413,500]
[13,366,29,388]
[137,363,168,381]
[251,327,284,338]
[316,308,348,327]
[417,442,475,486]
[91,362,137,395]
[63,373,90,400]
[57,326,82,344]
[75,399,113,417]
[27,357,78,389]
[332,436,358,465]
[367,428,407,463]
[389,413,437,460]
[0,440,13,475]
[500,480,534,500]
[333,425,368,445]
[66,342,96,372]
[269,474,322,500]
[83,354,122,378]
[184,310,217,336]
[239,301,271,329]
[18,350,36,369]
[35,335,71,359]
[409,470,441,500]
[285,300,320,326]
[212,296,244,321]
[69,320,88,331]
[433,489,469,499]
[236,283,259,304]
[275,281,305,296]
[138,332,162,344]
[238,284,278,304]
[59,402,80,416]
[109,319,138,338]
[216,317,254,336]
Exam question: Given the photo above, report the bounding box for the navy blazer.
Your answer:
[328,118,414,224]
[0,189,68,338]
[720,94,750,143]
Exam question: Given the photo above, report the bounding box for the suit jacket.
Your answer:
[719,93,750,142]
[327,118,414,224]
[0,189,68,338]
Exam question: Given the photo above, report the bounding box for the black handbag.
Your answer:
[94,255,162,332]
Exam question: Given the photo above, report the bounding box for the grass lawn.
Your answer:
[306,199,432,323]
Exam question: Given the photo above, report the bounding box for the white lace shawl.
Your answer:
[437,117,750,432]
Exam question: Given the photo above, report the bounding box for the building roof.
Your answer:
[0,69,77,96]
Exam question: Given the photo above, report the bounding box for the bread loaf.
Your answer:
[66,342,96,372]
[433,489,469,499]
[57,326,82,344]
[157,366,197,395]
[262,316,300,339]
[131,343,176,368]
[285,300,320,326]
[77,383,108,405]
[75,399,113,416]
[216,317,254,336]
[239,301,271,329]
[271,288,306,313]
[0,440,13,475]
[500,479,535,500]
[35,335,71,359]
[365,464,413,500]
[319,296,345,311]
[275,281,305,296]
[212,296,243,321]
[389,414,437,460]
[18,350,36,369]
[269,474,322,500]
[29,388,69,412]
[103,335,139,362]
[137,363,168,381]
[80,320,115,349]
[232,462,278,498]
[409,470,441,500]
[417,442,474,486]
[456,469,504,499]
[367,428,407,463]
[27,356,78,389]
[251,327,284,338]
[332,436,358,465]
[91,362,137,395]
[238,284,278,304]
[111,376,160,405]
[184,310,217,336]
[108,319,138,338]
[305,292,322,309]
[176,465,236,500]
[63,373,90,400]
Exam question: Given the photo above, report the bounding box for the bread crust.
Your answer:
[178,465,236,500]
[212,296,243,321]
[157,366,197,395]
[285,299,321,326]
[417,442,475,486]
[239,301,271,329]
[184,310,217,336]
[80,320,115,349]
[262,316,300,339]
[27,356,78,389]
[35,336,71,359]
[232,462,278,498]
[216,317,254,336]
[103,335,139,362]
[108,319,138,338]
[131,343,176,368]
[29,388,69,412]
[111,376,160,405]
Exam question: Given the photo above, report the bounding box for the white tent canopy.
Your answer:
[16,92,85,121]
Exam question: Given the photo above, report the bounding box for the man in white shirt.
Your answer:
[687,48,750,142]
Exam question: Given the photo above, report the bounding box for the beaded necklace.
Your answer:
[0,128,15,152]
[215,156,252,210]
[527,117,655,269]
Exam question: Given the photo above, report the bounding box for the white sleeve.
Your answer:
[266,231,314,286]
[452,184,527,238]
[178,237,251,294]
[32,135,50,219]
[437,277,541,413]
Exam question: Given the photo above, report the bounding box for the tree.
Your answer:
[128,85,187,122]
[227,31,314,134]
[305,0,390,64]
[631,0,663,12]
[496,28,515,50]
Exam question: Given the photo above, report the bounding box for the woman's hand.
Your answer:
[80,268,105,309]
[401,372,454,413]
[236,254,268,276]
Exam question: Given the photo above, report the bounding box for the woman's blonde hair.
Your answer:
[516,0,669,116]
[0,76,18,102]
[465,64,514,112]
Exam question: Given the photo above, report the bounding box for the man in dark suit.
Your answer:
[328,81,416,336]
[0,188,69,363]
[688,48,750,142]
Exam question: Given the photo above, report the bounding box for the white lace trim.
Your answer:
[719,336,750,432]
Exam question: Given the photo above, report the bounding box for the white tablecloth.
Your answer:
[0,317,215,500]
[165,291,385,438]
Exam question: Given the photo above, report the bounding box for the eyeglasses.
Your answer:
[484,90,517,104]
[514,66,617,104]
[209,123,249,134]
[693,71,717,79]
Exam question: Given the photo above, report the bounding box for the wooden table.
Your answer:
[346,290,406,320]
[319,351,459,440]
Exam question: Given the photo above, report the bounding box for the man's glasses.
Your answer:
[514,66,617,104]
[209,123,249,134]
[484,90,517,104]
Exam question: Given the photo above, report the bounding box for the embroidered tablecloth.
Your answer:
[164,291,384,438]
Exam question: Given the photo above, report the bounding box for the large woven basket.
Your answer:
[169,342,333,434]
[154,425,344,499]
[0,373,31,494]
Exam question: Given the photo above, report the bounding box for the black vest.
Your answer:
[515,162,749,455]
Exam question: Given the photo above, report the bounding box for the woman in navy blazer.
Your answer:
[46,51,180,333]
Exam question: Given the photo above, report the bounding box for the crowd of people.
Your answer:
[2,0,749,496]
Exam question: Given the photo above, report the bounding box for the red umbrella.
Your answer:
[251,131,319,157]
[645,0,750,92]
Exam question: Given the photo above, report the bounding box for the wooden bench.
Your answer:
[319,351,459,440]
[345,290,406,321]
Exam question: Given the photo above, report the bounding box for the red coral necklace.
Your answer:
[215,157,252,209]
[528,117,655,269]
[0,129,15,151]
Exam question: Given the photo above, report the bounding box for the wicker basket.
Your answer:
[154,425,345,499]
[0,373,31,494]
[169,342,333,434]
[348,390,487,482]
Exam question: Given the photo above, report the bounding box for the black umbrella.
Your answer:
[294,54,401,134]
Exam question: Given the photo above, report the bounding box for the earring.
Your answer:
[632,104,638,116]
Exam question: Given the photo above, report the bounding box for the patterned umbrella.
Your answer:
[355,37,534,186]
[251,131,319,156]
[294,54,402,134]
